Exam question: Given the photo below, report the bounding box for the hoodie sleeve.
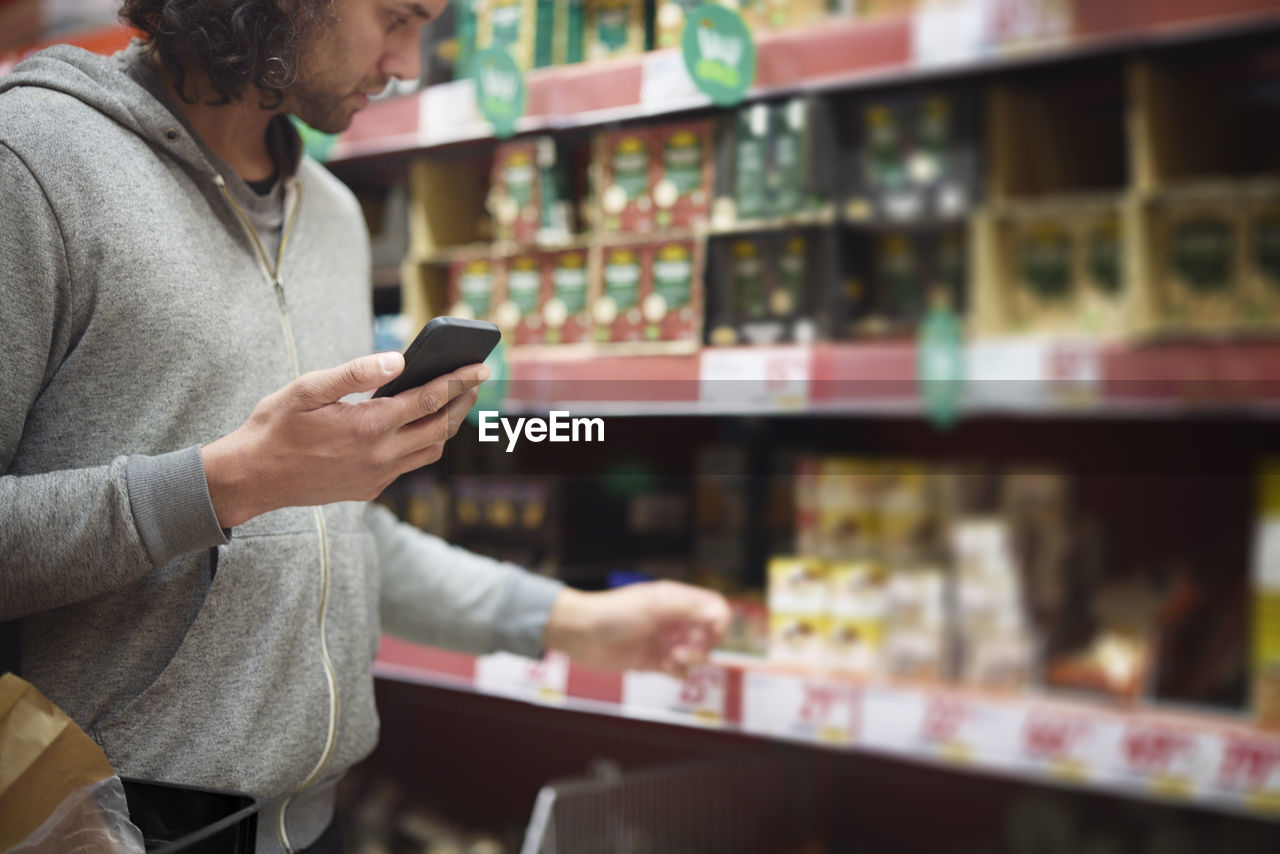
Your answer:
[366,502,564,658]
[0,143,229,621]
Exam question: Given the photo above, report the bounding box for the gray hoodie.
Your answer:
[0,45,562,853]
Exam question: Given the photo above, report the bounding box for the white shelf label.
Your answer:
[1118,723,1215,800]
[700,347,812,413]
[967,337,1101,411]
[742,672,858,745]
[1019,708,1123,784]
[1215,733,1280,814]
[863,689,1021,769]
[474,651,570,704]
[622,665,728,726]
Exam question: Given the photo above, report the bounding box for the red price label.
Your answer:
[1123,727,1196,776]
[921,695,969,745]
[1218,736,1280,791]
[1023,714,1091,760]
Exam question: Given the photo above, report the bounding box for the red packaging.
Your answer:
[542,249,592,344]
[652,121,714,230]
[489,141,540,244]
[594,129,655,234]
[498,251,544,346]
[448,254,501,322]
[594,243,647,342]
[643,239,703,345]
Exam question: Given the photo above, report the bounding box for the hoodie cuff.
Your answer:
[126,446,231,567]
[491,570,566,658]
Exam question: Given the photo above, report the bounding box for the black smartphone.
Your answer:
[372,317,501,399]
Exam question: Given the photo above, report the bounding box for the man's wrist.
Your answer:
[201,438,259,529]
[543,587,596,656]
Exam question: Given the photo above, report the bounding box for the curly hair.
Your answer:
[119,0,336,107]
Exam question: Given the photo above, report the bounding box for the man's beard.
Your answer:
[288,81,359,134]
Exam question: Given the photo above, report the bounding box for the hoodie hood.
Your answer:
[1,43,302,186]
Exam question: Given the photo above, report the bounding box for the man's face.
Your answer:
[287,0,447,133]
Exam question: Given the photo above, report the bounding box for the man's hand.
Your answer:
[544,581,731,679]
[202,352,487,528]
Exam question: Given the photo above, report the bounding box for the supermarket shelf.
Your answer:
[374,636,1280,819]
[328,0,1280,163]
[497,340,1280,418]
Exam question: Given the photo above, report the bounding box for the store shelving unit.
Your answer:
[374,637,1280,819]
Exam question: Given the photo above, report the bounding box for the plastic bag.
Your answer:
[7,775,144,854]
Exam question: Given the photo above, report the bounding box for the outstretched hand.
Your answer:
[544,581,731,679]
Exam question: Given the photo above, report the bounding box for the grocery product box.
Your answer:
[846,88,980,224]
[542,248,593,344]
[1245,199,1280,327]
[489,141,541,244]
[977,195,1128,338]
[652,121,715,230]
[594,128,656,234]
[1147,193,1244,336]
[495,251,544,345]
[826,561,889,676]
[644,239,704,345]
[883,562,949,682]
[476,0,538,69]
[448,254,504,321]
[593,242,647,342]
[585,0,648,62]
[535,0,586,67]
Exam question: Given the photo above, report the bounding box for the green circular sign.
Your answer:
[681,4,757,107]
[472,47,527,139]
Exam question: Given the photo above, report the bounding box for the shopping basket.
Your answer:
[519,754,819,854]
[121,778,260,854]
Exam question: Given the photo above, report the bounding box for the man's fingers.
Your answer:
[391,363,489,426]
[291,353,403,408]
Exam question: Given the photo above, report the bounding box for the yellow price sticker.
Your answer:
[1246,789,1280,814]
[940,741,975,765]
[1049,758,1089,783]
[1149,774,1193,800]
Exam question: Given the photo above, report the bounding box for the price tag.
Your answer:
[419,78,484,145]
[742,672,857,745]
[967,337,1101,412]
[474,651,570,704]
[1020,709,1122,784]
[700,346,812,412]
[1216,733,1280,814]
[622,665,728,726]
[1119,724,1210,800]
[862,689,1020,769]
[640,50,707,110]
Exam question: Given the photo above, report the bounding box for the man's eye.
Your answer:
[389,14,408,31]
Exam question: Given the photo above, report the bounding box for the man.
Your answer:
[0,1,729,851]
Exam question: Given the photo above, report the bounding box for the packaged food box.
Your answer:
[448,255,502,321]
[644,239,703,345]
[496,251,544,345]
[542,248,592,344]
[593,243,647,341]
[733,104,771,223]
[769,613,831,667]
[535,0,586,67]
[585,0,647,62]
[767,556,829,615]
[476,0,538,70]
[1151,199,1244,335]
[652,121,715,230]
[594,128,656,234]
[489,140,541,244]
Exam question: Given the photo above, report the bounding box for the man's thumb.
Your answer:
[293,353,403,406]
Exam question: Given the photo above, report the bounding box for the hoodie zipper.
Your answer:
[216,175,340,854]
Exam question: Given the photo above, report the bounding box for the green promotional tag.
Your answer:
[468,339,509,426]
[681,4,757,107]
[472,48,527,139]
[289,116,337,163]
[917,305,963,429]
